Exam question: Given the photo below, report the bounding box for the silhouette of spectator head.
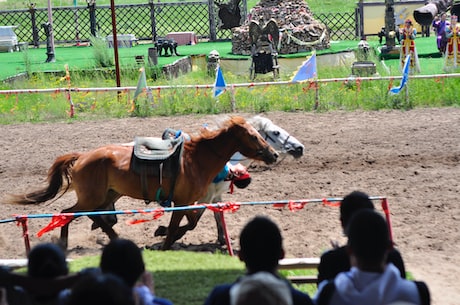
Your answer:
[340,191,374,231]
[229,271,292,305]
[68,273,135,305]
[238,216,284,273]
[346,209,391,266]
[100,238,145,287]
[27,243,68,278]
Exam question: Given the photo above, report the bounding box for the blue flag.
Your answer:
[291,52,317,82]
[213,65,226,98]
[389,55,410,95]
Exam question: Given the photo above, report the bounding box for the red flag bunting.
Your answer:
[206,202,240,213]
[37,215,74,237]
[126,209,165,225]
[288,201,306,211]
[322,198,341,207]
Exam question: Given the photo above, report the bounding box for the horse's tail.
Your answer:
[7,153,81,205]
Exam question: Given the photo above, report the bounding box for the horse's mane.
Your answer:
[247,115,271,131]
[189,116,247,142]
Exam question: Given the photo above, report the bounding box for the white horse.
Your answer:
[93,115,305,245]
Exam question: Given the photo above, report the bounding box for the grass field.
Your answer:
[0,35,445,83]
[67,249,318,305]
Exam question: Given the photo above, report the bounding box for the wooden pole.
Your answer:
[110,0,121,89]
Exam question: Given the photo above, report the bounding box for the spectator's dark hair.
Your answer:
[239,216,283,272]
[346,210,391,264]
[27,243,68,278]
[68,273,135,305]
[340,191,375,228]
[100,238,145,287]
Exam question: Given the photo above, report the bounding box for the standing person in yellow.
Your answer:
[444,15,460,71]
[399,19,421,74]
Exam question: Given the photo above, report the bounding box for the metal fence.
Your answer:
[0,2,358,46]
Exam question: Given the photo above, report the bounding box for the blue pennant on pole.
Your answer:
[213,65,226,98]
[389,54,410,95]
[291,52,317,83]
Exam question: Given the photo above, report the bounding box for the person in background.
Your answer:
[399,19,421,74]
[203,216,314,305]
[229,271,293,305]
[0,243,86,305]
[4,243,73,305]
[444,14,460,70]
[66,273,135,305]
[314,210,430,305]
[317,191,406,285]
[432,13,449,54]
[99,238,173,305]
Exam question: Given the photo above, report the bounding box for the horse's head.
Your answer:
[248,115,304,159]
[227,117,278,164]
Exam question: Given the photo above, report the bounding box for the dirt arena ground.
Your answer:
[0,108,458,304]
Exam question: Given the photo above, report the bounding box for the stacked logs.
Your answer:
[231,0,330,55]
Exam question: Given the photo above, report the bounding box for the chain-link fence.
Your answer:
[0,2,358,46]
[315,11,358,41]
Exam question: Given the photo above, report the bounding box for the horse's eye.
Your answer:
[273,131,280,136]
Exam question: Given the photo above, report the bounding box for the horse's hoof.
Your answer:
[154,226,168,236]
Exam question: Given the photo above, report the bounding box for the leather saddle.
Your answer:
[130,135,184,206]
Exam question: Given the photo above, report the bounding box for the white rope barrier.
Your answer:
[1,73,460,95]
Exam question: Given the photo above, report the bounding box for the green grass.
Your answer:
[67,250,318,305]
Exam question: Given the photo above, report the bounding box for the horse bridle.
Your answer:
[229,127,289,166]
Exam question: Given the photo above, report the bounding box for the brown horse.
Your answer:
[6,116,278,250]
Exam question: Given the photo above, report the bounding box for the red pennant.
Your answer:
[206,202,240,213]
[288,201,306,211]
[37,215,74,237]
[126,209,164,225]
[322,198,341,207]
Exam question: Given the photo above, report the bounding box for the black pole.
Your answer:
[28,3,40,48]
[110,0,121,89]
[149,0,157,43]
[88,0,97,37]
[208,0,217,41]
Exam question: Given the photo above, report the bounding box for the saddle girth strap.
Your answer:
[140,163,163,205]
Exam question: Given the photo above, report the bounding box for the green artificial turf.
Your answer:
[0,35,447,82]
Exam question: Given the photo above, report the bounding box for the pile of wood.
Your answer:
[232,0,330,55]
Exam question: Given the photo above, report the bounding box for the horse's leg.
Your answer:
[154,208,206,237]
[167,210,204,243]
[59,206,77,250]
[211,194,227,245]
[161,210,187,250]
[88,190,121,239]
[90,190,121,230]
[88,214,119,240]
[90,201,117,230]
[214,212,226,245]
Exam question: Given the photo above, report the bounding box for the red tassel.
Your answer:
[322,198,341,207]
[288,201,306,211]
[126,209,165,225]
[37,215,74,237]
[206,202,240,213]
